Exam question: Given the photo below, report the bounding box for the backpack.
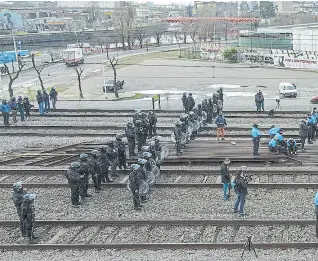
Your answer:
[232,177,240,193]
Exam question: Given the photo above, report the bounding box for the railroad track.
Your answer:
[0,219,316,250]
[1,170,318,188]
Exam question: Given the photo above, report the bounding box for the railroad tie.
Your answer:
[46,228,68,244]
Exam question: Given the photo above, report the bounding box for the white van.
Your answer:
[279,82,297,98]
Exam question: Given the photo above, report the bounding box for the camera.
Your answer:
[243,173,253,182]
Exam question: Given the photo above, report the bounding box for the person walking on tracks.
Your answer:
[49,87,58,110]
[299,119,309,151]
[90,150,103,192]
[251,123,261,158]
[21,194,38,243]
[65,162,81,207]
[215,113,227,140]
[182,92,188,112]
[125,122,137,157]
[129,164,143,211]
[79,153,92,199]
[187,93,195,112]
[1,100,11,126]
[12,182,27,235]
[220,158,231,201]
[233,171,249,216]
[174,121,183,156]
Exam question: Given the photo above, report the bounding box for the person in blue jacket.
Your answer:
[1,100,11,126]
[286,138,297,156]
[251,123,261,158]
[268,138,278,152]
[273,129,285,154]
[36,90,44,116]
[311,112,317,141]
[268,125,280,139]
[307,114,314,144]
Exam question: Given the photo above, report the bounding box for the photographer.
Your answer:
[233,170,250,216]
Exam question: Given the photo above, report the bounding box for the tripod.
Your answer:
[241,236,257,258]
[275,100,282,111]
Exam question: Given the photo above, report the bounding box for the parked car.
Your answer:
[103,80,124,92]
[311,95,318,104]
[279,82,297,98]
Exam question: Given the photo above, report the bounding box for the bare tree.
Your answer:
[134,26,148,49]
[188,22,200,44]
[109,57,119,98]
[31,53,45,91]
[151,22,168,46]
[4,61,25,97]
[113,1,136,50]
[74,67,84,98]
[173,30,182,49]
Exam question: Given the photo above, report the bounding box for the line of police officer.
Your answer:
[65,136,128,207]
[127,109,157,155]
[174,90,224,156]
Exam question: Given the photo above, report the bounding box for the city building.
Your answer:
[193,1,216,17]
[275,1,294,13]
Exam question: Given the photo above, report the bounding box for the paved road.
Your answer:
[1,44,190,90]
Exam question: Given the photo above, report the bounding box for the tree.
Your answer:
[74,67,84,98]
[260,1,276,19]
[151,22,168,46]
[112,1,136,50]
[97,37,111,59]
[4,60,25,97]
[31,53,45,91]
[134,26,148,49]
[223,47,237,62]
[109,57,119,98]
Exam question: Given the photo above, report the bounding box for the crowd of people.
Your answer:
[63,110,168,211]
[174,89,226,156]
[0,87,58,126]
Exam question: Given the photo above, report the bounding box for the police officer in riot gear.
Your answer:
[115,134,127,169]
[142,152,153,172]
[21,194,38,243]
[79,153,92,199]
[125,122,136,157]
[90,150,103,192]
[137,158,148,203]
[106,141,119,178]
[133,109,141,125]
[187,93,195,111]
[12,181,27,235]
[174,121,183,156]
[141,112,149,142]
[148,110,157,137]
[65,162,81,206]
[135,120,144,152]
[98,145,113,183]
[129,164,142,211]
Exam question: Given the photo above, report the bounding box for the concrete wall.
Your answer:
[239,36,292,50]
[293,27,318,52]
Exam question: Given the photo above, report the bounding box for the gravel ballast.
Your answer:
[1,188,316,220]
[0,249,317,261]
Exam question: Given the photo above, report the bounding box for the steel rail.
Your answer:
[0,182,316,189]
[0,125,302,131]
[30,109,310,114]
[1,168,317,175]
[0,132,301,139]
[23,114,305,119]
[0,219,315,226]
[0,219,316,250]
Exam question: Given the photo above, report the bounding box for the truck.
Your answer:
[62,48,84,66]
